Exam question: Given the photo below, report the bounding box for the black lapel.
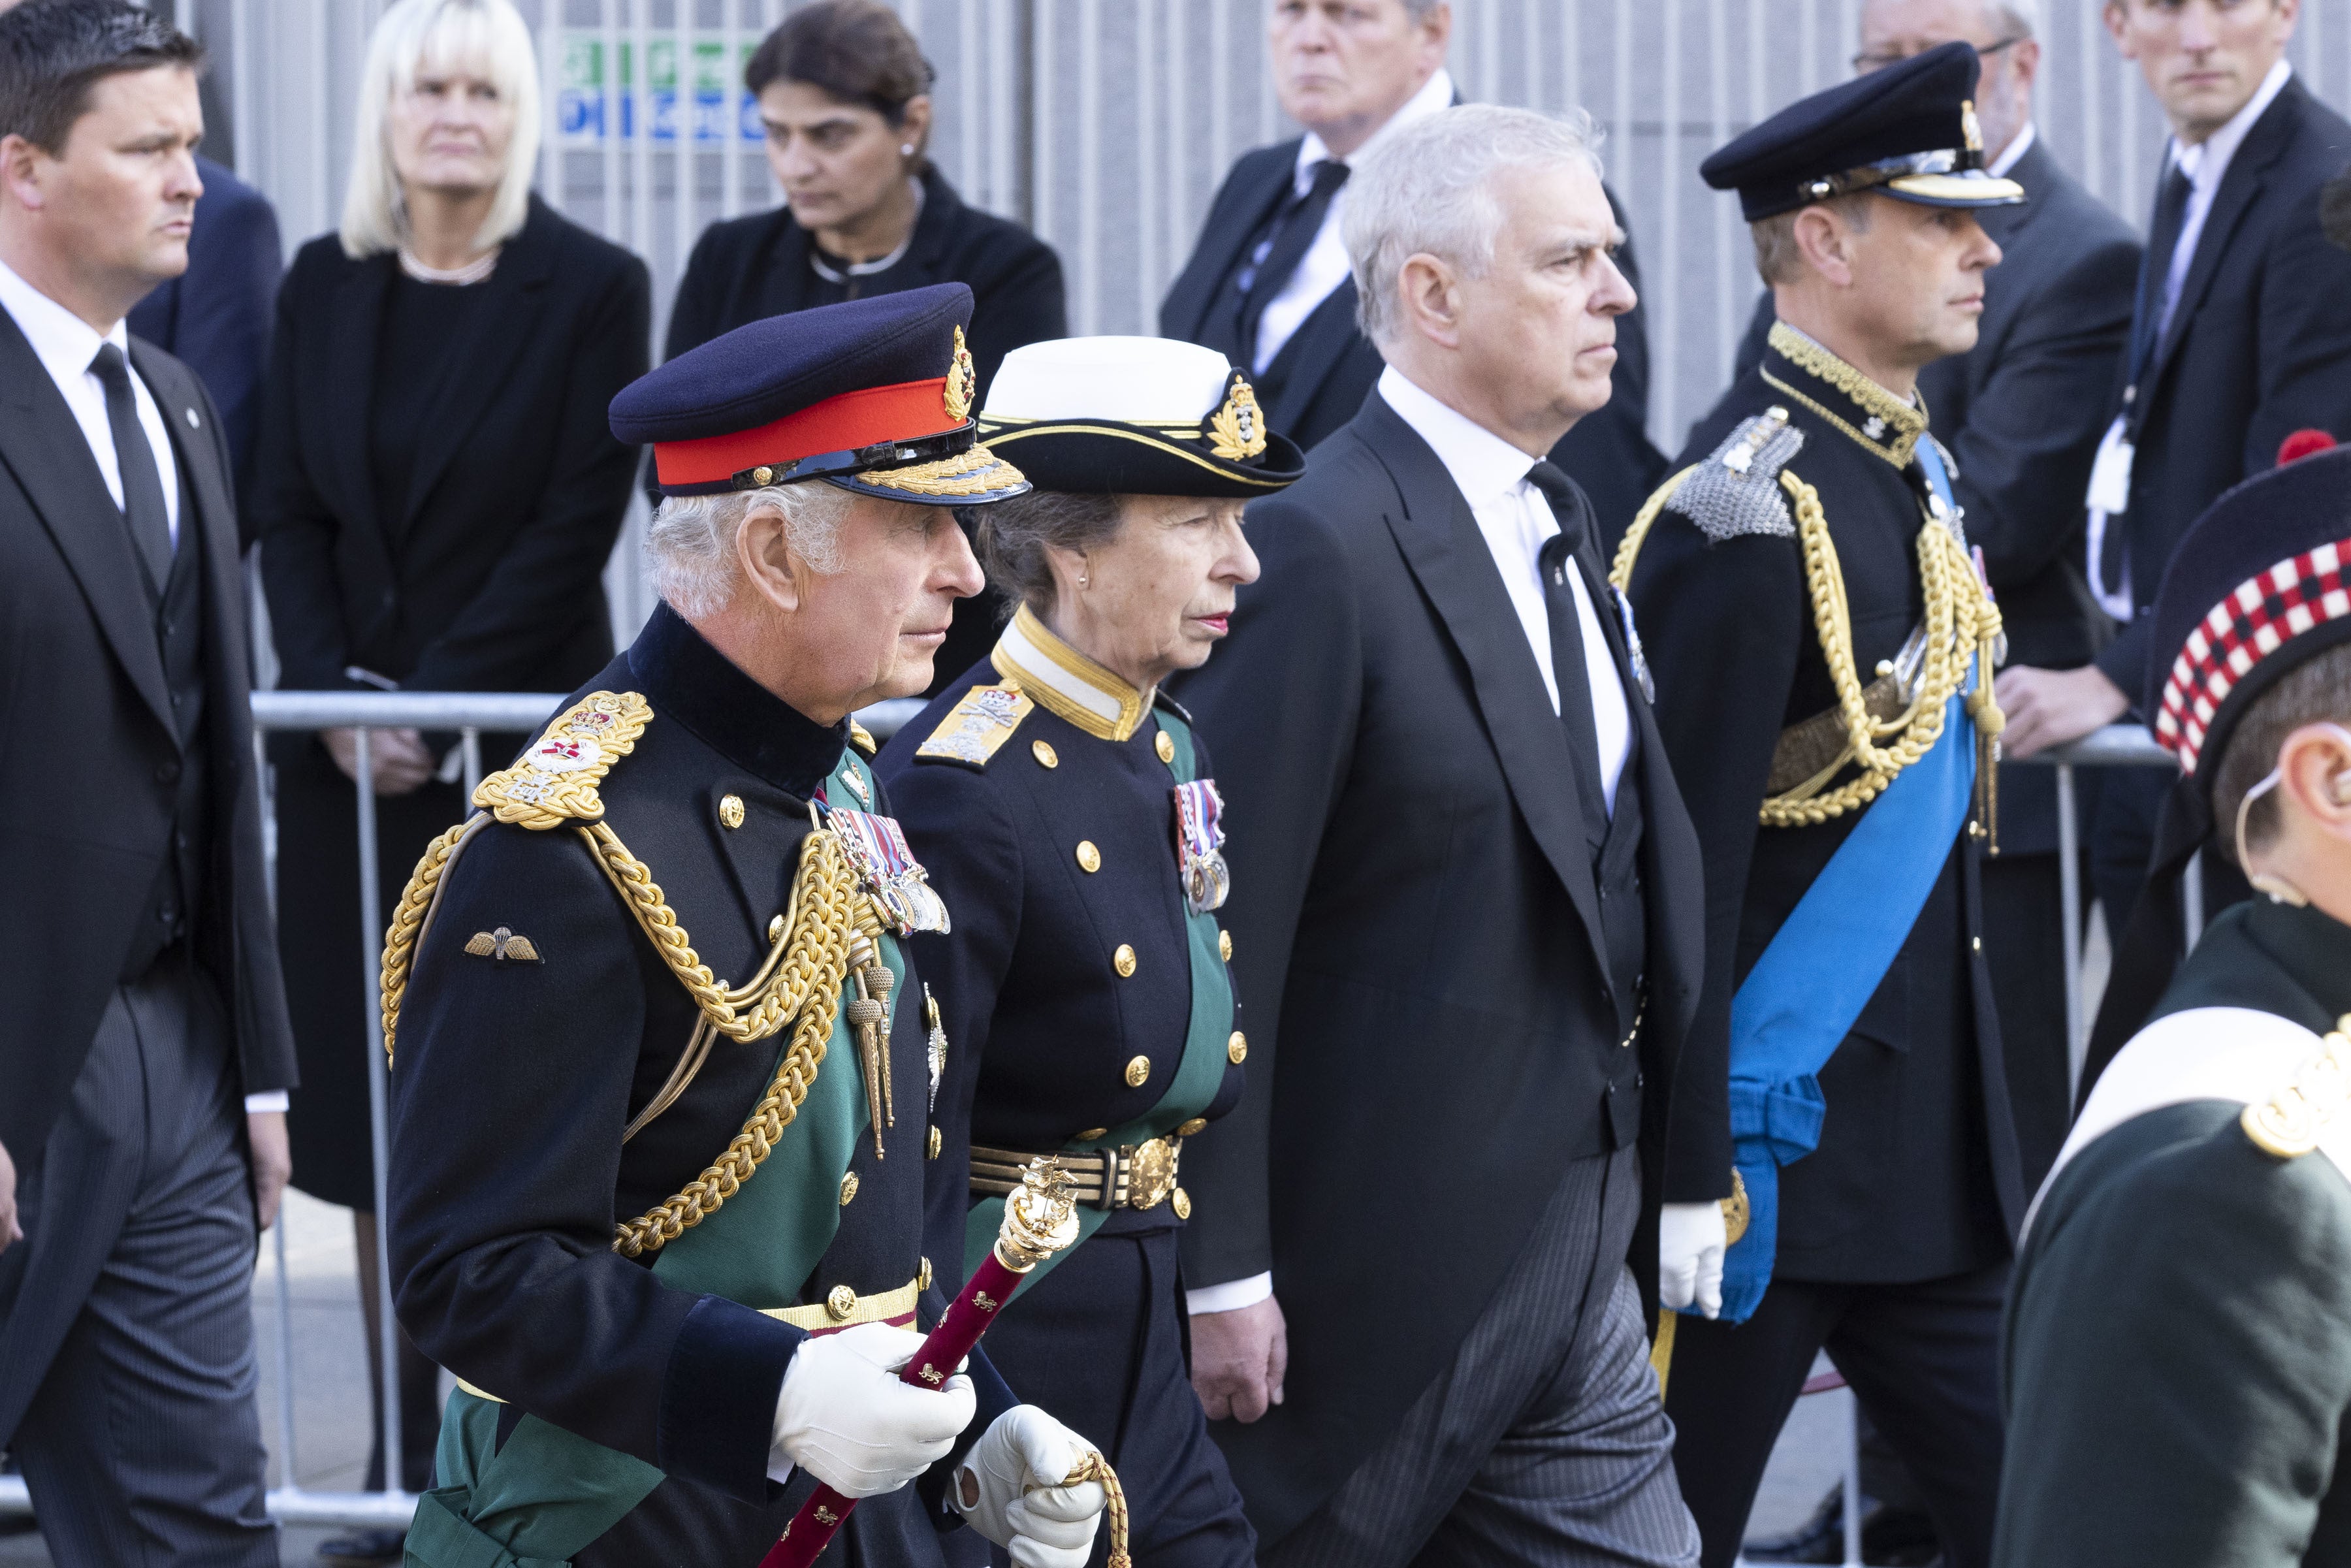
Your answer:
[398,200,558,530]
[1173,150,1296,339]
[2147,83,2302,396]
[908,169,962,282]
[1264,281,1367,435]
[138,344,252,777]
[759,216,816,319]
[1360,394,1613,981]
[1977,139,2045,249]
[325,251,391,536]
[0,310,174,732]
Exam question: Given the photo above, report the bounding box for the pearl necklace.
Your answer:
[396,244,500,285]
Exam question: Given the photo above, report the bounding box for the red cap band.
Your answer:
[652,377,957,488]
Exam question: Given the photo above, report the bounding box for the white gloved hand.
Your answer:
[1658,1200,1729,1320]
[769,1322,976,1497]
[950,1405,1107,1568]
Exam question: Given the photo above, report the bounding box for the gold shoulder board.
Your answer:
[848,719,879,756]
[473,692,654,830]
[915,684,1034,769]
[2243,1016,2351,1159]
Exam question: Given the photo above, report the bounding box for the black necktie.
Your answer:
[2132,162,2195,385]
[1527,462,1610,848]
[1228,159,1351,368]
[89,342,173,592]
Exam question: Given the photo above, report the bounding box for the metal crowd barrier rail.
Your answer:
[0,705,2167,1541]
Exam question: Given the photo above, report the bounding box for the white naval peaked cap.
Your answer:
[983,336,1239,424]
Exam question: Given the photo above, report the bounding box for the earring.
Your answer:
[901,143,916,156]
[1078,575,1089,588]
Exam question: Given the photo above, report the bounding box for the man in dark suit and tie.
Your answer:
[0,7,295,1561]
[1157,0,1667,533]
[127,150,280,495]
[1992,0,2351,942]
[1168,103,1718,1567]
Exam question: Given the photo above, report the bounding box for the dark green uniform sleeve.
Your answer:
[1996,1100,2351,1567]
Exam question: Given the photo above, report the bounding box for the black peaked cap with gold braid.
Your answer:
[977,336,1306,498]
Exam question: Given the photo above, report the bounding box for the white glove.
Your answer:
[950,1405,1107,1568]
[769,1322,976,1497]
[1658,1201,1729,1320]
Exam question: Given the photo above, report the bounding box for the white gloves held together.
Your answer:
[768,1323,1106,1566]
[1657,1200,1729,1320]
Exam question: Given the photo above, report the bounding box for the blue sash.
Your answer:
[1710,446,1977,1324]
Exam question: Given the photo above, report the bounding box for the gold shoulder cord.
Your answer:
[1609,469,2006,833]
[2244,1016,2351,1158]
[376,691,886,1260]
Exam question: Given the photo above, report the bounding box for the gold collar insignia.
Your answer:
[1762,321,1928,466]
[989,605,1146,742]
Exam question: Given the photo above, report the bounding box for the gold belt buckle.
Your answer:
[1121,1135,1181,1210]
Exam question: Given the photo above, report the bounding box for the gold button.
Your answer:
[1114,943,1137,977]
[718,793,745,829]
[1227,1031,1247,1064]
[1076,840,1101,872]
[1155,731,1176,763]
[1176,1117,1207,1136]
[1032,739,1059,768]
[918,1256,933,1292]
[1124,1055,1151,1087]
[752,465,774,486]
[927,1125,942,1158]
[839,1172,859,1206]
[769,914,786,943]
[1171,1188,1192,1220]
[1218,928,1232,962]
[825,1284,857,1321]
[1075,1127,1108,1142]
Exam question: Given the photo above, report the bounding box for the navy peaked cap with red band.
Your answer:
[2148,445,2351,783]
[609,282,1027,504]
[1701,41,2025,221]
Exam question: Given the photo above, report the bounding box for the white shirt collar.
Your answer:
[1375,363,1544,506]
[1987,120,2036,180]
[2170,58,2292,189]
[0,253,126,391]
[1295,67,1454,184]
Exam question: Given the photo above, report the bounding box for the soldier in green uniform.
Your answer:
[383,285,1108,1567]
[1997,445,2351,1567]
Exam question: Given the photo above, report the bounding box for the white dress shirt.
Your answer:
[0,255,180,540]
[1987,120,2035,180]
[1249,67,1455,375]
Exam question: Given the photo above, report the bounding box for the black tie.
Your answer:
[89,342,173,592]
[1527,462,1610,848]
[2132,162,2195,386]
[1228,159,1351,368]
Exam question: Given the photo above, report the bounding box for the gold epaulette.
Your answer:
[2243,1016,2351,1157]
[848,719,879,756]
[473,692,652,829]
[914,683,1035,769]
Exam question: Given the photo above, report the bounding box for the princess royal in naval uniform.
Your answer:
[877,336,1305,1567]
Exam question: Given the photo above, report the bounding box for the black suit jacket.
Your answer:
[1159,138,1666,530]
[127,153,281,499]
[1731,136,2140,853]
[2096,77,2351,699]
[0,310,296,1164]
[253,195,649,699]
[1164,391,1714,1543]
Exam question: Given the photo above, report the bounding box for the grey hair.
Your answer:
[1987,0,2040,40]
[645,483,851,619]
[1748,193,1874,286]
[1343,104,1605,348]
[974,490,1126,619]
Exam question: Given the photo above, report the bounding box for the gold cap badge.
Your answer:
[943,325,976,423]
[1207,376,1268,461]
[1960,99,1983,154]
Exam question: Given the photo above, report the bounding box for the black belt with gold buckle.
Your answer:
[970,1135,1183,1212]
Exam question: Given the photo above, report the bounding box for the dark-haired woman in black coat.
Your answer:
[666,0,1064,692]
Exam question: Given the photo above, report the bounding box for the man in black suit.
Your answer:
[127,151,278,495]
[1994,0,2351,937]
[1168,103,1716,1567]
[0,5,295,1561]
[1157,0,1666,533]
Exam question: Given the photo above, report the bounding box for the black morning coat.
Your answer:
[1731,134,2143,854]
[2095,76,2351,701]
[0,310,296,1168]
[1997,899,2351,1567]
[387,603,1005,1567]
[1625,332,2027,1289]
[664,165,1067,692]
[1162,390,1716,1544]
[1157,140,1666,533]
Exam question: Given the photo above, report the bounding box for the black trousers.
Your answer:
[1662,1266,2007,1568]
[1980,852,2073,1196]
[0,950,275,1565]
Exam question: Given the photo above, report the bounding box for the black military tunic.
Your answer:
[877,609,1253,1568]
[388,601,999,1567]
[1998,899,2351,1566]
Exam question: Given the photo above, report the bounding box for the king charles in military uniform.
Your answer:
[1614,44,2025,1568]
[381,285,1108,1567]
